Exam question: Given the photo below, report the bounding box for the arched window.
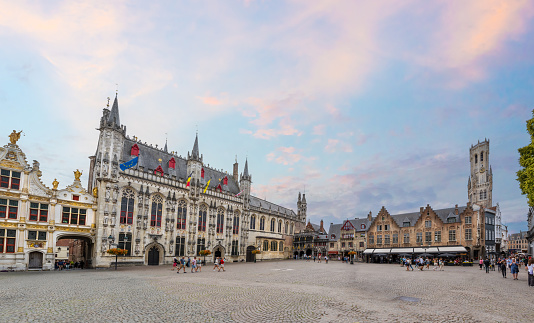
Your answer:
[290,223,294,235]
[120,188,135,224]
[233,212,240,235]
[177,200,187,229]
[475,154,478,163]
[270,218,275,232]
[150,195,163,227]
[285,221,288,234]
[260,217,265,231]
[279,241,284,251]
[271,241,277,251]
[250,215,256,230]
[263,240,269,251]
[480,191,484,200]
[131,144,139,156]
[278,220,282,233]
[198,204,207,231]
[169,157,176,169]
[175,236,185,256]
[216,208,224,233]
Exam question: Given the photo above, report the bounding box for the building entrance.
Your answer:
[246,246,256,262]
[28,251,43,269]
[148,246,159,265]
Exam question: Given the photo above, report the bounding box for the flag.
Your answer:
[235,189,245,197]
[203,179,211,193]
[186,172,193,187]
[119,156,138,171]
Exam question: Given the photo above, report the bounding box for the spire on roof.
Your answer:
[107,94,120,128]
[302,193,306,203]
[164,138,168,153]
[192,133,199,159]
[243,158,249,177]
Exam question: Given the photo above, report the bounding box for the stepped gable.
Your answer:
[389,211,422,227]
[433,206,467,223]
[121,138,240,194]
[250,195,297,217]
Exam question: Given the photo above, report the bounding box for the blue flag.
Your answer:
[120,156,139,171]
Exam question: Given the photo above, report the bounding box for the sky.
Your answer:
[2,0,534,234]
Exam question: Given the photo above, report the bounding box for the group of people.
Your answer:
[55,259,84,270]
[401,257,445,271]
[485,256,534,286]
[172,256,226,273]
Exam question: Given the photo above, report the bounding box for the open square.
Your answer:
[1,260,532,322]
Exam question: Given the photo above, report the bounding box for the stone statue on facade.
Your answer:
[9,130,22,145]
[52,179,59,190]
[74,169,82,181]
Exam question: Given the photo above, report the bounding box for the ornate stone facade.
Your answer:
[468,139,493,208]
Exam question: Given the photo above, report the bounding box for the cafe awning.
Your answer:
[373,248,391,254]
[363,249,374,254]
[438,246,468,253]
[413,247,440,253]
[328,251,338,254]
[390,248,413,254]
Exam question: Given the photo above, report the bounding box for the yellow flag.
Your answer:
[203,179,211,193]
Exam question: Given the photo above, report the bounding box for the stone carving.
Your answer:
[74,169,82,181]
[52,179,59,190]
[9,130,22,145]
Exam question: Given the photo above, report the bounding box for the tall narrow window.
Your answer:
[278,220,282,233]
[271,241,277,251]
[223,176,228,185]
[279,241,284,251]
[177,200,187,230]
[233,213,240,235]
[231,240,238,255]
[285,222,288,234]
[290,223,294,235]
[175,236,185,256]
[198,205,207,232]
[449,229,456,241]
[120,189,135,225]
[0,169,21,190]
[403,233,410,243]
[196,238,205,255]
[416,232,422,243]
[481,151,484,162]
[263,240,269,251]
[475,154,478,163]
[270,218,275,232]
[425,232,432,243]
[434,231,441,242]
[150,195,163,227]
[250,215,256,230]
[216,208,224,233]
[0,229,16,253]
[118,233,132,256]
[260,217,265,231]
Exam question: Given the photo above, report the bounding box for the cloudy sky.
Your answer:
[2,1,534,234]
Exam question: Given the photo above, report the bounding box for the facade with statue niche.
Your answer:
[88,95,305,267]
[0,131,97,271]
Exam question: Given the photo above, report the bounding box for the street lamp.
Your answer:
[108,235,119,270]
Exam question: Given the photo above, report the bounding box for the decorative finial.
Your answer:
[9,130,23,145]
[116,83,118,95]
[107,97,110,108]
[52,179,59,190]
[158,158,162,163]
[74,169,82,181]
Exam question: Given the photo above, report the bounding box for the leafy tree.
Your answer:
[517,111,534,207]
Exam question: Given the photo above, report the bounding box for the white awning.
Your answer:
[363,249,374,254]
[413,247,440,253]
[390,248,413,254]
[438,246,468,252]
[373,248,391,254]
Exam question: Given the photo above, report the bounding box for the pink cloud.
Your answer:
[266,146,314,165]
[324,138,353,153]
[198,96,222,106]
[313,124,326,135]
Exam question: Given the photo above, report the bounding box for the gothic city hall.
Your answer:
[0,95,306,270]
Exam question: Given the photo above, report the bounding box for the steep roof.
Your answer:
[348,217,373,232]
[389,206,467,227]
[328,223,342,241]
[107,95,120,128]
[249,196,297,217]
[191,133,199,159]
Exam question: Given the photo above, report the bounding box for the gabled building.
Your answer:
[338,213,373,260]
[293,218,326,258]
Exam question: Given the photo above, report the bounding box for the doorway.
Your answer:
[148,246,159,265]
[246,246,256,262]
[29,251,43,269]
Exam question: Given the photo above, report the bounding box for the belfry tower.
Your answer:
[468,139,493,208]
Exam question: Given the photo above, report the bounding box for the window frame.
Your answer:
[0,199,19,219]
[118,233,132,256]
[198,205,207,232]
[61,207,87,225]
[29,202,48,222]
[0,228,16,253]
[0,169,21,190]
[177,200,187,230]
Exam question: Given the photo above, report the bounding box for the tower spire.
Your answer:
[191,133,199,159]
[243,158,249,177]
[107,93,120,128]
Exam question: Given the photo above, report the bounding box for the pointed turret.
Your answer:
[243,158,249,178]
[164,139,168,153]
[302,193,307,204]
[192,133,199,160]
[107,94,120,128]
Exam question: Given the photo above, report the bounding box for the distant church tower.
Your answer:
[468,139,493,208]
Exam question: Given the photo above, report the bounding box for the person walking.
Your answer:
[213,257,220,271]
[191,257,197,273]
[479,258,483,270]
[218,257,225,272]
[511,259,519,280]
[484,258,490,273]
[439,258,444,271]
[197,258,202,272]
[527,258,534,287]
[500,259,507,278]
[177,257,186,274]
[406,258,413,271]
[172,257,178,271]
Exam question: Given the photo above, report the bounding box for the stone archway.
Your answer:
[144,243,165,266]
[55,232,95,269]
[213,245,226,262]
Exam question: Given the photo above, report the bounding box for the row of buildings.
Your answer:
[1,95,306,271]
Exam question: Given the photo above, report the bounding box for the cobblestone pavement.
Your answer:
[1,260,533,322]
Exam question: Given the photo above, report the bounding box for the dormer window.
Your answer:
[168,158,176,169]
[216,184,222,192]
[223,176,228,185]
[131,144,139,157]
[154,165,164,176]
[201,168,205,178]
[360,224,365,229]
[331,234,336,239]
[403,221,410,227]
[447,217,455,224]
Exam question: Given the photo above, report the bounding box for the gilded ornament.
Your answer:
[0,159,23,170]
[47,247,53,253]
[52,179,59,190]
[8,130,22,145]
[74,169,83,181]
[17,247,24,253]
[93,187,98,198]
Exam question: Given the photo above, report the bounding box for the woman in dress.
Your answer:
[510,258,519,280]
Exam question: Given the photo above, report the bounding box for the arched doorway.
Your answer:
[148,246,159,265]
[246,246,256,262]
[56,233,95,269]
[28,251,43,269]
[299,251,304,258]
[213,245,225,262]
[306,249,312,256]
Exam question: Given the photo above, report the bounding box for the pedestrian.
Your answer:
[511,259,519,280]
[213,257,220,271]
[197,258,202,272]
[406,258,413,271]
[218,257,226,272]
[177,256,186,274]
[439,258,444,271]
[172,257,178,271]
[484,258,490,273]
[527,258,534,287]
[479,258,483,270]
[186,257,190,268]
[191,257,197,273]
[325,256,328,264]
[500,259,507,278]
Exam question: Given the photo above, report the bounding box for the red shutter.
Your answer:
[169,158,176,169]
[131,144,139,156]
[201,168,205,178]
[155,165,164,176]
[223,176,228,185]
[217,184,222,192]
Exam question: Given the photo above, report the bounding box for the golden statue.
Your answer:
[9,130,22,145]
[92,187,98,198]
[74,169,82,181]
[52,179,59,190]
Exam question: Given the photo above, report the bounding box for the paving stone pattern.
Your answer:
[1,261,533,322]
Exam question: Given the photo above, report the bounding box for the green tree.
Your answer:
[517,111,534,207]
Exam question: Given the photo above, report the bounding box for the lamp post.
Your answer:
[108,235,118,270]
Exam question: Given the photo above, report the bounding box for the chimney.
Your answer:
[233,159,239,183]
[420,207,424,214]
[367,211,372,221]
[455,204,458,215]
[320,219,324,233]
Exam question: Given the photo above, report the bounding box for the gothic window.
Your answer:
[120,189,135,225]
[216,208,224,233]
[0,169,20,190]
[290,223,294,235]
[231,240,238,255]
[232,212,239,235]
[260,217,265,231]
[278,220,282,233]
[0,229,16,253]
[250,215,256,230]
[177,200,187,230]
[118,233,132,256]
[201,168,205,178]
[169,158,176,169]
[62,207,86,225]
[285,221,289,234]
[175,236,185,256]
[196,238,205,255]
[223,176,228,185]
[131,144,139,156]
[198,205,207,232]
[271,241,277,251]
[29,202,48,222]
[481,151,484,162]
[484,190,487,199]
[150,195,163,227]
[475,154,478,163]
[279,241,284,251]
[263,240,269,251]
[480,191,484,200]
[270,218,275,232]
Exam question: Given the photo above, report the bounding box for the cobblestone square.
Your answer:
[1,260,532,322]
